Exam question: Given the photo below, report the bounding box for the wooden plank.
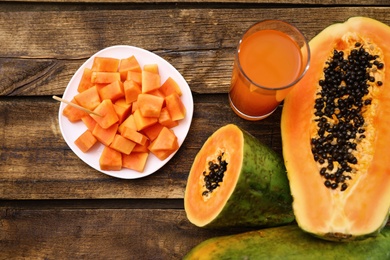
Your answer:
[0,0,389,5]
[0,206,252,259]
[0,7,389,96]
[0,95,283,199]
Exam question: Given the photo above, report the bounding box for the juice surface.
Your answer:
[229,29,303,118]
[239,29,302,88]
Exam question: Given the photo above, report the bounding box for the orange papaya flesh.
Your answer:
[184,124,293,228]
[184,225,390,260]
[281,17,390,241]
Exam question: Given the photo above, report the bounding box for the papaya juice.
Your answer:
[229,26,306,120]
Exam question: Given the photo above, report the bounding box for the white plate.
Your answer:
[58,45,194,179]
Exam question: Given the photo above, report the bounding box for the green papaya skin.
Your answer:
[188,125,294,228]
[184,225,390,260]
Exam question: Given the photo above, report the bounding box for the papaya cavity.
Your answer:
[311,39,384,192]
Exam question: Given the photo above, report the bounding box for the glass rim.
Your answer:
[236,19,311,91]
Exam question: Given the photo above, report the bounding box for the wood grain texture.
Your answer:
[1,0,389,4]
[1,2,389,259]
[0,206,252,259]
[0,6,389,96]
[0,95,282,199]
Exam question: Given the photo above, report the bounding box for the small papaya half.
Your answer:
[184,124,293,228]
[281,17,390,240]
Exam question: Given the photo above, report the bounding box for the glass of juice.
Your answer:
[229,20,310,120]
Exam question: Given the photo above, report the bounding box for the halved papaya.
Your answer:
[281,17,390,241]
[184,124,293,228]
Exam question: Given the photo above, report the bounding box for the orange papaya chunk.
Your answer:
[142,123,165,141]
[91,99,119,129]
[115,98,132,110]
[143,64,159,74]
[99,146,122,171]
[148,127,179,160]
[92,123,118,146]
[127,71,142,86]
[77,68,94,93]
[122,152,149,172]
[165,92,186,121]
[148,126,178,151]
[133,109,158,131]
[142,70,161,93]
[119,56,142,81]
[74,129,98,153]
[92,57,120,72]
[132,139,150,153]
[74,85,101,111]
[118,114,137,134]
[137,93,165,118]
[122,126,148,146]
[91,71,121,84]
[81,115,97,132]
[147,88,166,100]
[149,139,179,161]
[109,134,136,155]
[124,79,142,104]
[62,98,88,122]
[113,104,131,125]
[131,101,138,114]
[159,107,179,128]
[99,80,124,102]
[160,77,182,97]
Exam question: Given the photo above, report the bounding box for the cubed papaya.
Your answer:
[147,88,166,100]
[148,127,179,161]
[91,99,119,129]
[77,68,94,93]
[158,107,179,128]
[113,104,131,125]
[91,71,121,84]
[74,85,101,111]
[74,129,98,153]
[92,123,118,146]
[142,123,165,141]
[132,139,150,153]
[127,71,142,86]
[99,146,122,171]
[124,79,142,104]
[118,114,137,134]
[81,115,97,132]
[132,101,138,114]
[115,98,132,110]
[148,126,178,151]
[137,93,165,118]
[119,56,142,81]
[92,57,120,72]
[143,64,159,74]
[109,134,136,155]
[165,92,186,121]
[142,70,160,93]
[149,140,179,161]
[160,77,182,97]
[122,126,148,146]
[99,80,124,102]
[133,109,158,131]
[122,152,149,172]
[63,98,88,122]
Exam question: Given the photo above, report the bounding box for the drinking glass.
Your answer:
[229,20,310,120]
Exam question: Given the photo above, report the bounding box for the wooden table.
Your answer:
[1,1,389,259]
